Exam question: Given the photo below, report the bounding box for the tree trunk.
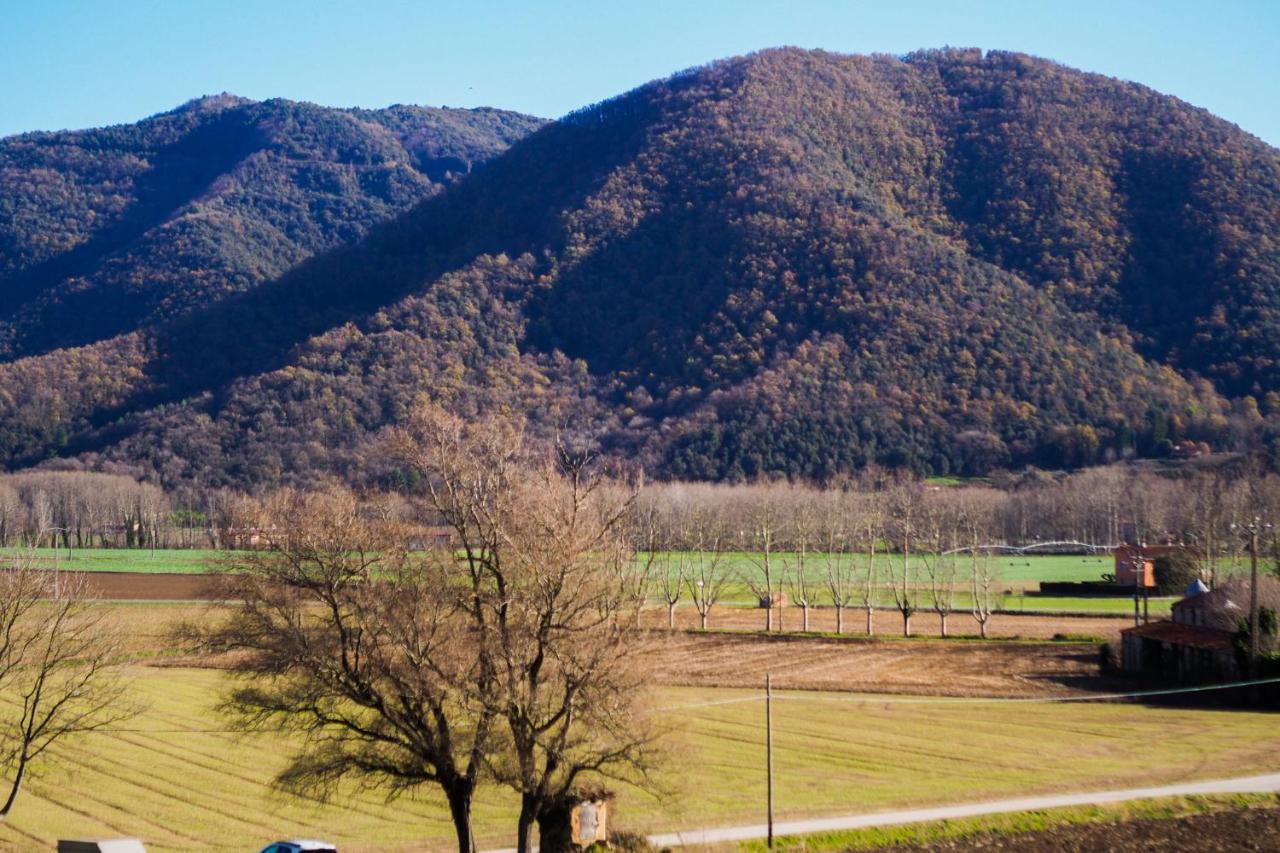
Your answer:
[903,611,911,637]
[765,602,773,632]
[866,605,874,636]
[516,793,538,853]
[835,604,844,634]
[940,612,948,638]
[802,604,809,632]
[0,757,27,821]
[700,609,708,629]
[537,800,576,853]
[979,618,988,639]
[443,779,477,853]
[668,602,676,629]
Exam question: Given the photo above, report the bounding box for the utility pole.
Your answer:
[1232,517,1265,680]
[1249,520,1260,679]
[766,672,774,849]
[1131,548,1143,629]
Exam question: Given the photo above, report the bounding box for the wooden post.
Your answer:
[766,672,774,849]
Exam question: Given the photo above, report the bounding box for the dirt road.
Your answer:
[645,772,1280,847]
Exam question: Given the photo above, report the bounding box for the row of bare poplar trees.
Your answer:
[6,456,1279,565]
[628,462,1280,636]
[635,480,1005,638]
[0,471,175,549]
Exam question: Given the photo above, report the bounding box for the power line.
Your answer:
[660,676,1280,712]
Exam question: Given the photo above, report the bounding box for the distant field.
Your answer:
[657,551,1119,585]
[10,546,1223,580]
[0,548,1218,616]
[3,667,1278,851]
[0,547,222,574]
[5,548,1119,581]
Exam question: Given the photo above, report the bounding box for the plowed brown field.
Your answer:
[644,631,1106,696]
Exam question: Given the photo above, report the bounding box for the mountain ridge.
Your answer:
[1,47,1278,487]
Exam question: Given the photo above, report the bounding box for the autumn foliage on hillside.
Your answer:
[1,48,1278,487]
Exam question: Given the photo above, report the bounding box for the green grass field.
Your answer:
[658,551,1120,585]
[0,546,1198,614]
[0,547,223,574]
[6,548,1121,581]
[3,667,1278,851]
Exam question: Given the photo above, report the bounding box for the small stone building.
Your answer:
[1120,580,1240,683]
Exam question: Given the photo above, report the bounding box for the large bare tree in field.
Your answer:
[394,407,660,853]
[0,555,132,821]
[207,488,495,853]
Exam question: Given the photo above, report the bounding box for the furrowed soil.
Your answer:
[888,804,1280,851]
[83,571,218,599]
[646,632,1106,696]
[111,602,1111,697]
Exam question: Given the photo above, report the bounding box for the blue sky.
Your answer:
[2,0,1278,145]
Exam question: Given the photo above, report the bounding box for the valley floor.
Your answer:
[3,603,1274,851]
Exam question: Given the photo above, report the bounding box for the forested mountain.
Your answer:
[2,48,1279,488]
[0,95,544,357]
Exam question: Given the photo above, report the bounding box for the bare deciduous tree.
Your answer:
[395,407,660,853]
[645,506,689,629]
[206,488,495,853]
[0,556,133,821]
[857,498,883,636]
[920,497,958,638]
[821,497,856,634]
[785,500,817,632]
[742,499,784,631]
[888,484,920,637]
[686,510,730,630]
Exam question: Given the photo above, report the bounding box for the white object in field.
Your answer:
[57,841,147,853]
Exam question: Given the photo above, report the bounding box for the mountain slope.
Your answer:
[2,48,1278,487]
[0,96,544,358]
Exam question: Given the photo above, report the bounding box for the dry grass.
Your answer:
[2,668,1278,851]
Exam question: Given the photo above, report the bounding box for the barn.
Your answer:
[1120,580,1241,683]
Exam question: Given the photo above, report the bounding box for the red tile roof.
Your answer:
[1121,620,1236,652]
